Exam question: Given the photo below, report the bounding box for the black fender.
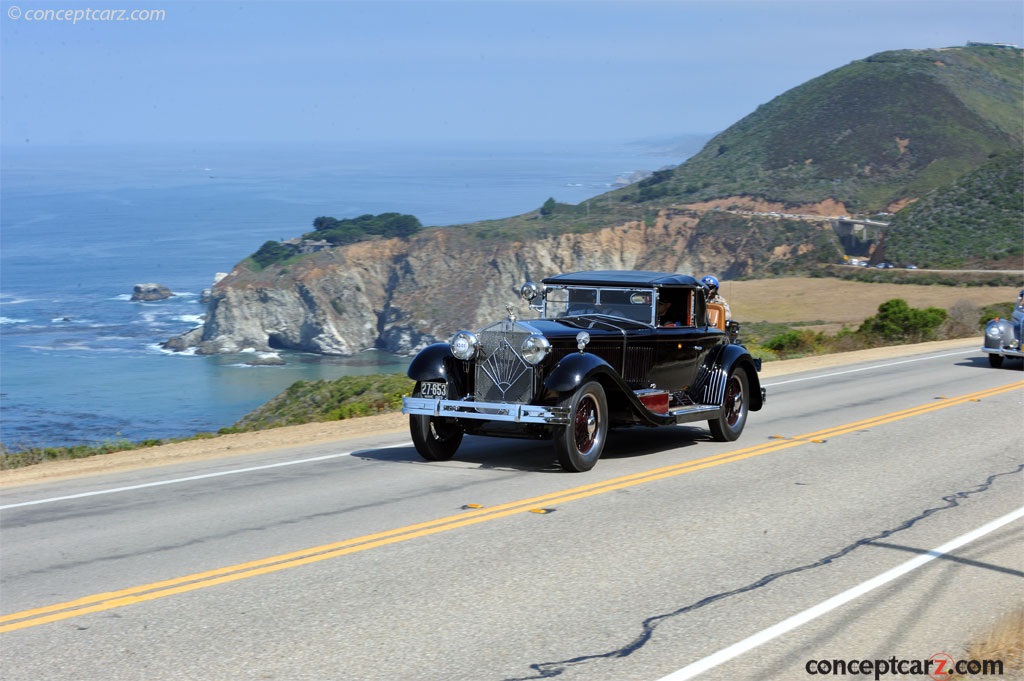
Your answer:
[407,343,470,397]
[543,352,622,393]
[704,343,765,411]
[544,352,671,424]
[546,352,678,427]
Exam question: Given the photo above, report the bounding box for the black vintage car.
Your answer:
[402,270,766,471]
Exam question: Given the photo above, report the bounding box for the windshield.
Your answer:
[543,286,655,324]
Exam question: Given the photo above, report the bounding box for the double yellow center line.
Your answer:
[2,380,1021,633]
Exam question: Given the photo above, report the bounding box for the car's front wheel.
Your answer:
[410,414,463,461]
[553,381,608,472]
[988,353,1004,368]
[409,384,463,461]
[708,368,749,442]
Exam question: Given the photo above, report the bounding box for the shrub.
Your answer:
[252,240,296,269]
[763,329,827,357]
[939,300,982,338]
[980,301,1016,325]
[857,298,948,343]
[227,373,415,432]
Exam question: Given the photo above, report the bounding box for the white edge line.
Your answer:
[763,349,975,387]
[655,504,1024,681]
[0,442,414,510]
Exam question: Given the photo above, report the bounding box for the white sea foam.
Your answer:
[0,317,30,325]
[173,314,205,324]
[149,343,197,356]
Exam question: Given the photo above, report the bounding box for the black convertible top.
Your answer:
[542,270,700,288]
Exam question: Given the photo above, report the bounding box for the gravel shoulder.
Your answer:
[0,338,981,488]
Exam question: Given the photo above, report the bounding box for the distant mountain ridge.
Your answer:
[168,45,1024,357]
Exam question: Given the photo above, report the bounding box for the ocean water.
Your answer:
[0,140,683,449]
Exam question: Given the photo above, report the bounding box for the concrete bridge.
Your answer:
[831,216,889,256]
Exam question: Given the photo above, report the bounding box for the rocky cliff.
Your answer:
[165,207,840,357]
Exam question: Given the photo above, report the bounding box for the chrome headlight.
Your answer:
[520,281,543,302]
[450,330,479,360]
[986,321,1007,339]
[521,334,551,365]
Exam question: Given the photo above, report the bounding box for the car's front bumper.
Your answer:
[981,346,1024,358]
[403,397,570,425]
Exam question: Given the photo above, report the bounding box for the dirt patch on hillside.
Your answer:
[678,196,850,217]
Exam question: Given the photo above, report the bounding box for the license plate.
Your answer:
[420,382,447,398]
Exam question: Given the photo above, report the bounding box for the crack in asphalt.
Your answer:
[503,463,1024,680]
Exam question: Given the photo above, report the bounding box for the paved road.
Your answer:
[1,347,1021,681]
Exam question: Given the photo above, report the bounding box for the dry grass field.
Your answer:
[724,277,1021,328]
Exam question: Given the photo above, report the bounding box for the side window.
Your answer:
[693,290,709,326]
[658,288,693,327]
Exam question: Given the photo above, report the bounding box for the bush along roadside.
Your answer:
[748,297,975,360]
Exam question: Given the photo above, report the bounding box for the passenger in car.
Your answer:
[701,275,732,327]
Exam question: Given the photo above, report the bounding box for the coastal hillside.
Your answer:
[167,212,841,356]
[882,151,1023,268]
[167,44,1024,358]
[608,44,1022,212]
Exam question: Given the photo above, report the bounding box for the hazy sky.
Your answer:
[2,0,1021,146]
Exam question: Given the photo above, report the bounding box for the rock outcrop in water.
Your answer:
[131,283,174,301]
[165,206,839,356]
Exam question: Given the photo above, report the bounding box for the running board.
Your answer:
[668,403,719,422]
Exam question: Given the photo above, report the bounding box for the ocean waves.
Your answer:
[1,140,678,448]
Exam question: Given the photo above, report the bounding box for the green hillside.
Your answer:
[883,152,1024,268]
[610,44,1023,212]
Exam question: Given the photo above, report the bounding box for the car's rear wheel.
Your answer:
[553,381,608,472]
[709,368,749,442]
[988,353,1004,368]
[409,383,463,461]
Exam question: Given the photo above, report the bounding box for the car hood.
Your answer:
[516,316,651,340]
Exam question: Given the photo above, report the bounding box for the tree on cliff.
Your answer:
[308,213,422,244]
[252,240,296,269]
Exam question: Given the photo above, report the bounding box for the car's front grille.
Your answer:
[475,323,535,404]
